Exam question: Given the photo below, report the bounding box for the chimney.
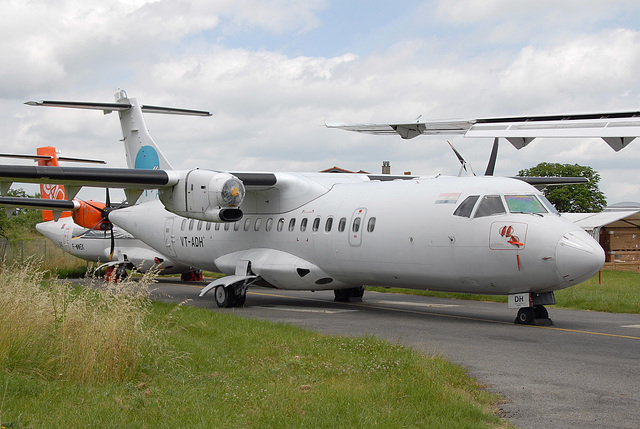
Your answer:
[382,161,391,174]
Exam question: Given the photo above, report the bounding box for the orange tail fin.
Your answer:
[37,146,72,221]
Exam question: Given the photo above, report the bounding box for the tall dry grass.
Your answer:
[0,261,164,384]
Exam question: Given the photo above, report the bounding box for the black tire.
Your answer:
[334,288,350,302]
[352,286,365,298]
[534,305,549,319]
[516,307,536,325]
[234,292,246,307]
[214,285,229,307]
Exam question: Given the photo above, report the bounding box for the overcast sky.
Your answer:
[2,0,640,204]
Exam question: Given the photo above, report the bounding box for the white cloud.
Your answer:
[2,0,640,205]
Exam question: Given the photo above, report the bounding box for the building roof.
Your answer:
[319,166,371,174]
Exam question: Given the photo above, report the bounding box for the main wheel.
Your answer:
[334,288,350,302]
[214,285,230,307]
[516,307,536,325]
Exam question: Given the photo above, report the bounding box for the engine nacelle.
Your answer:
[159,169,245,222]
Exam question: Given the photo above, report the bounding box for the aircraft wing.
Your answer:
[0,165,174,189]
[0,165,277,190]
[326,110,640,151]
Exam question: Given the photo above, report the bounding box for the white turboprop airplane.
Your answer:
[0,145,201,281]
[1,90,638,324]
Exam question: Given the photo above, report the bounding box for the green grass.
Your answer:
[367,270,640,314]
[0,264,509,428]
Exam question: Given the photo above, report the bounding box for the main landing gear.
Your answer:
[334,286,365,302]
[213,284,247,308]
[181,269,204,282]
[104,264,129,282]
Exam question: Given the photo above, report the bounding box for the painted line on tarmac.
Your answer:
[621,324,640,329]
[368,300,459,308]
[253,306,358,314]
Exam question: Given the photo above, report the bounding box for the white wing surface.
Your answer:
[326,110,640,151]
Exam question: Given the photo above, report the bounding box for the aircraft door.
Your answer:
[348,208,367,247]
[164,218,177,257]
[62,225,72,252]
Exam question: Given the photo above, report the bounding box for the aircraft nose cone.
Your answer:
[555,231,604,285]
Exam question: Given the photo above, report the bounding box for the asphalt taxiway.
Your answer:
[150,279,640,429]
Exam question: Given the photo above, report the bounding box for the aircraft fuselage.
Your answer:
[109,173,604,296]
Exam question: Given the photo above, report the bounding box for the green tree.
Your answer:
[517,163,606,213]
[0,188,43,239]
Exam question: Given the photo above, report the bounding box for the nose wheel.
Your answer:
[515,306,552,326]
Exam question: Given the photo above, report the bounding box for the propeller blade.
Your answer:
[71,220,105,239]
[447,141,475,176]
[109,223,115,261]
[484,138,499,176]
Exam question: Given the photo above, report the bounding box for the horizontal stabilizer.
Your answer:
[25,100,211,116]
[0,152,105,164]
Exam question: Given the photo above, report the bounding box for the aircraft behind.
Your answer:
[0,145,202,281]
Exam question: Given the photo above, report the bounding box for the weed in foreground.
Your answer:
[0,261,168,384]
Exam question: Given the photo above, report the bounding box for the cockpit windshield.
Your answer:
[504,195,548,214]
[453,193,555,219]
[474,195,506,218]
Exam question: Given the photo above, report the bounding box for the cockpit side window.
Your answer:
[453,195,480,218]
[539,195,559,214]
[504,195,547,214]
[474,195,506,218]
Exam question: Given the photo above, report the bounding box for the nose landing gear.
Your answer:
[515,305,553,325]
[510,292,555,325]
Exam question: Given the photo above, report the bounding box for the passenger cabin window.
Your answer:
[197,221,203,231]
[312,218,320,232]
[505,195,547,214]
[277,218,284,232]
[265,218,273,232]
[254,218,262,231]
[300,218,308,232]
[352,217,361,233]
[288,218,296,232]
[244,218,251,231]
[325,217,333,233]
[234,222,240,231]
[453,195,480,218]
[181,219,186,230]
[338,217,347,232]
[189,219,194,230]
[367,217,376,232]
[475,195,506,218]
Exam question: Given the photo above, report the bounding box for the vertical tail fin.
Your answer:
[25,90,211,205]
[37,146,71,221]
[113,90,175,172]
